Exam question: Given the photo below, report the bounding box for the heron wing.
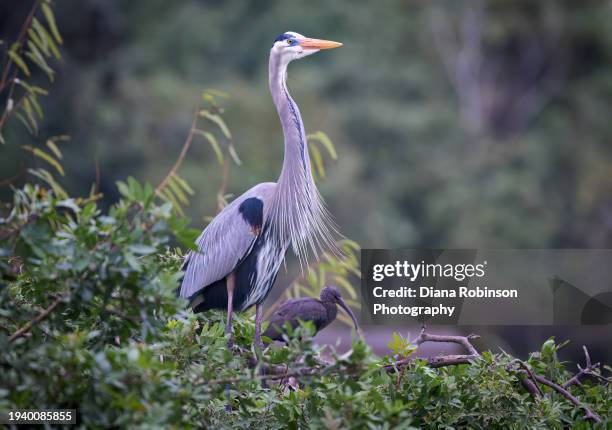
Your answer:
[179,182,275,299]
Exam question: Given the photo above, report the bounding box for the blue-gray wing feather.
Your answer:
[179,183,275,299]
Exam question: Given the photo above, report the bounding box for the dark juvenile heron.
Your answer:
[179,32,343,348]
[263,285,362,342]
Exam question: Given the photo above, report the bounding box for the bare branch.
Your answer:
[216,160,230,213]
[414,326,480,356]
[0,214,38,242]
[384,327,481,372]
[563,345,611,389]
[155,106,199,195]
[0,1,43,133]
[507,354,602,423]
[506,359,543,397]
[532,373,601,423]
[9,294,64,342]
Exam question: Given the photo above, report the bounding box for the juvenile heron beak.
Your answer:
[298,38,343,50]
[338,298,364,339]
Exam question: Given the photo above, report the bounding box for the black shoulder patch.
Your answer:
[274,33,291,43]
[239,197,263,230]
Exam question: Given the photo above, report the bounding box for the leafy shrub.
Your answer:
[1,181,610,428]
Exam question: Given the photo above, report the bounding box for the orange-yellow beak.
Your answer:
[297,38,343,50]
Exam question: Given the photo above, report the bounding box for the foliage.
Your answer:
[0,0,63,142]
[387,331,417,360]
[0,181,610,428]
[1,188,610,427]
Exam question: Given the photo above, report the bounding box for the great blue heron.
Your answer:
[179,32,343,348]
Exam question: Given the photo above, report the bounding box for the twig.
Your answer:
[216,160,230,213]
[520,378,542,399]
[0,1,40,92]
[204,363,335,386]
[155,106,199,195]
[413,326,480,356]
[0,214,38,242]
[507,354,602,423]
[532,373,601,423]
[9,294,64,342]
[0,166,26,187]
[388,353,478,371]
[506,359,544,397]
[563,345,610,389]
[0,1,42,133]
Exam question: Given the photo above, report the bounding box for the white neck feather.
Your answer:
[267,51,339,264]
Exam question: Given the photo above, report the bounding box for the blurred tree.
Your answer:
[2,0,612,250]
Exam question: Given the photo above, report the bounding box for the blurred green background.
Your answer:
[3,0,612,250]
[2,1,612,358]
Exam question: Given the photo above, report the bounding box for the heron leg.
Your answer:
[225,272,236,347]
[254,302,264,350]
[254,302,268,388]
[225,272,236,411]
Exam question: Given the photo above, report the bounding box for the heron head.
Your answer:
[271,31,342,64]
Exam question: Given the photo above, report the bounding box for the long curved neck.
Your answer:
[268,54,314,190]
[267,51,337,261]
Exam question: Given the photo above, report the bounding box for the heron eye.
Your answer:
[286,39,293,45]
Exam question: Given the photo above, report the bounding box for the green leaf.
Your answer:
[28,28,49,57]
[193,129,224,165]
[308,131,337,160]
[46,139,63,159]
[228,142,242,166]
[127,176,143,199]
[41,3,64,44]
[23,145,64,176]
[56,199,81,214]
[8,50,30,77]
[32,18,61,59]
[28,93,43,119]
[128,244,157,255]
[160,188,185,216]
[24,50,54,81]
[116,180,131,198]
[124,252,142,271]
[27,168,68,198]
[309,144,326,179]
[21,97,38,132]
[167,176,189,205]
[203,88,230,99]
[199,110,231,139]
[172,173,194,195]
[16,112,35,134]
[171,221,200,251]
